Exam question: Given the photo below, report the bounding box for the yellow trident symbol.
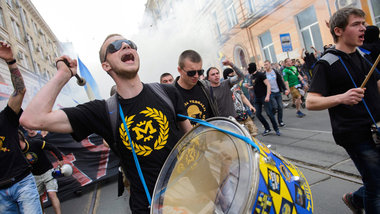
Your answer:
[132,120,157,142]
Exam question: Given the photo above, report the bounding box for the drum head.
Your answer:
[151,117,260,214]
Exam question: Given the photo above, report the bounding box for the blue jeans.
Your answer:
[270,92,284,124]
[0,173,42,214]
[254,97,278,131]
[343,137,380,213]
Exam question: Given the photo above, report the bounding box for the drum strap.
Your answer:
[337,56,380,132]
[118,103,152,206]
[177,114,262,153]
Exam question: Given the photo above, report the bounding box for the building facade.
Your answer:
[0,0,62,108]
[144,0,379,69]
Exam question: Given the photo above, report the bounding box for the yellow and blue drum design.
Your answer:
[151,117,314,214]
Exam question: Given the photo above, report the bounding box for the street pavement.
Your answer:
[46,106,362,214]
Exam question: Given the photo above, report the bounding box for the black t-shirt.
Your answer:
[63,83,186,213]
[175,82,214,124]
[0,106,30,183]
[250,71,268,98]
[309,50,380,145]
[24,133,63,175]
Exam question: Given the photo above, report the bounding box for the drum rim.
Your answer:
[151,117,261,213]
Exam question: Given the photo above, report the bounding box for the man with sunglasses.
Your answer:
[174,50,219,124]
[21,34,192,213]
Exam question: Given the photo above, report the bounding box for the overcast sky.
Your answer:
[31,0,147,99]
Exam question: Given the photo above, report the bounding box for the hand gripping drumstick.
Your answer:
[56,59,86,86]
[360,55,380,89]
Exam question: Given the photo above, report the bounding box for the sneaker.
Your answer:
[275,130,281,136]
[262,129,271,136]
[342,193,363,214]
[279,122,286,127]
[296,111,306,118]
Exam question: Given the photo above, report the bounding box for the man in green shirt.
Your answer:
[283,58,307,117]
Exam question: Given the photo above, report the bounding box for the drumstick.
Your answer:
[360,54,380,89]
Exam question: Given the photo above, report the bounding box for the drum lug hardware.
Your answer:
[267,144,277,150]
[264,156,275,165]
[291,176,305,186]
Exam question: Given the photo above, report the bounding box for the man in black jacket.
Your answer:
[307,8,380,214]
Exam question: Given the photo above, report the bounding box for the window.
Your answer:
[36,63,41,75]
[11,19,22,41]
[259,31,277,63]
[22,9,29,26]
[29,37,34,52]
[296,6,323,53]
[41,33,47,45]
[6,0,14,9]
[0,8,5,28]
[18,52,29,69]
[370,0,380,27]
[32,20,38,35]
[212,11,221,39]
[224,0,238,29]
[39,47,44,59]
[247,0,256,14]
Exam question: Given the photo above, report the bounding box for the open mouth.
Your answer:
[121,53,135,63]
[359,34,365,40]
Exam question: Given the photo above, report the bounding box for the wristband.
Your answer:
[6,59,16,65]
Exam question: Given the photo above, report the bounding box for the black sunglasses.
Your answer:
[184,69,204,77]
[103,39,137,62]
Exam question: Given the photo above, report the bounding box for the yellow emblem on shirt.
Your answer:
[119,107,169,156]
[0,136,10,152]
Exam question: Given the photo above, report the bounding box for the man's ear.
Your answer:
[102,62,112,73]
[177,66,181,74]
[334,27,343,38]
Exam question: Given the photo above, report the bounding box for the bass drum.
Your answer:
[151,117,313,214]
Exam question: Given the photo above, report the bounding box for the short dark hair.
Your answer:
[178,50,202,69]
[223,68,234,79]
[248,62,257,74]
[329,7,365,43]
[206,67,218,80]
[160,73,173,81]
[99,33,123,63]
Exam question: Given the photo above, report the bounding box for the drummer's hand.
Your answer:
[250,106,256,114]
[340,88,365,105]
[55,55,77,78]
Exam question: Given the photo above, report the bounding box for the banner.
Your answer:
[42,132,119,205]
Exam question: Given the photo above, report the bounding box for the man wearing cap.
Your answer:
[21,34,192,213]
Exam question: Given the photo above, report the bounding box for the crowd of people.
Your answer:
[0,7,379,214]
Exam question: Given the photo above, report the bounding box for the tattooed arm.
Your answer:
[0,41,26,114]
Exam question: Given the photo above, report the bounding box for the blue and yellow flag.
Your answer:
[77,57,102,100]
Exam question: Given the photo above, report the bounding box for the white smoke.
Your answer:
[132,1,221,83]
